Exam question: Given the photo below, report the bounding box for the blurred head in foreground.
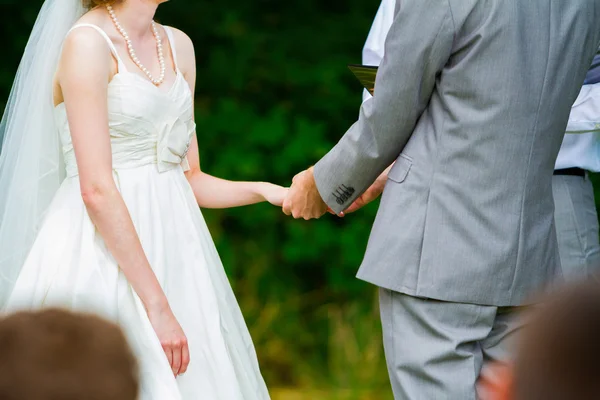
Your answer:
[478,279,600,400]
[0,308,138,400]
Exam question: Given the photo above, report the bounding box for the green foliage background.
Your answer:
[2,1,599,398]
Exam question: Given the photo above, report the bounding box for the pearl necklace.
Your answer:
[106,4,166,86]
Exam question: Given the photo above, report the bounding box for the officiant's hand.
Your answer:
[283,167,328,220]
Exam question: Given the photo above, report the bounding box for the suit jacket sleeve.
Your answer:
[314,0,455,214]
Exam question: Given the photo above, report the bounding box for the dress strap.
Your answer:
[163,26,179,70]
[67,24,128,72]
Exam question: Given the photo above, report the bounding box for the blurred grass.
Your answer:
[229,255,393,395]
[257,293,394,399]
[271,388,391,400]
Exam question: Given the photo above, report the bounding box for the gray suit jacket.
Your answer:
[314,0,600,306]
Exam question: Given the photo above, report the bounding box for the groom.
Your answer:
[283,0,600,398]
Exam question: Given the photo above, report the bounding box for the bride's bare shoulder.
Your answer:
[164,26,194,53]
[161,26,195,74]
[58,21,113,84]
[61,29,111,65]
[61,9,112,61]
[164,26,193,44]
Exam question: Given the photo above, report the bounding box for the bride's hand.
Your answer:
[260,183,289,207]
[146,302,190,376]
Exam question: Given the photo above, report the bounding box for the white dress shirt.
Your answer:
[363,0,600,172]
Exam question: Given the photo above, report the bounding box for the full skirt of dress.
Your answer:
[3,164,270,400]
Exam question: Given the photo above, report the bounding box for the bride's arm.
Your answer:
[170,28,287,209]
[188,170,287,209]
[59,29,189,376]
[58,30,170,316]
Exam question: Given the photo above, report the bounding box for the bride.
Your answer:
[0,0,284,398]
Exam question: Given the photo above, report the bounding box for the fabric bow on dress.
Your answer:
[156,115,195,173]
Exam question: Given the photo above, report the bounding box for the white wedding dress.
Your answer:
[2,24,270,400]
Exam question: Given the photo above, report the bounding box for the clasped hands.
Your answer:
[281,166,389,220]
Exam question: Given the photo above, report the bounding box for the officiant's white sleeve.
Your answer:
[362,0,395,103]
[313,0,455,214]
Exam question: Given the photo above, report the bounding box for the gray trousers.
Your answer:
[377,174,598,399]
[379,289,524,400]
[552,174,600,280]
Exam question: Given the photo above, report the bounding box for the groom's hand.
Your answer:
[343,163,393,214]
[343,179,385,214]
[282,167,328,220]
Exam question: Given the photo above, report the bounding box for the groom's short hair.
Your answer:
[514,279,600,400]
[0,308,138,400]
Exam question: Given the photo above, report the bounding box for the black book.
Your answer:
[347,64,378,95]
